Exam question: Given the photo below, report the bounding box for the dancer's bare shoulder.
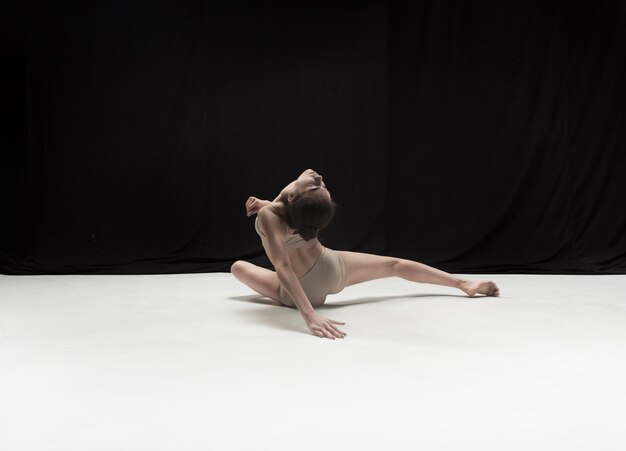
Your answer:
[257,204,285,235]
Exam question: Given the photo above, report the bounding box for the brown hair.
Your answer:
[284,192,336,241]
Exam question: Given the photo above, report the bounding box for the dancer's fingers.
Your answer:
[327,323,346,338]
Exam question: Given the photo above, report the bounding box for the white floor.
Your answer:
[1,273,625,451]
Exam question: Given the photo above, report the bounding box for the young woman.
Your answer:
[231,169,500,340]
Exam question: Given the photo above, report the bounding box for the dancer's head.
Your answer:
[285,169,336,240]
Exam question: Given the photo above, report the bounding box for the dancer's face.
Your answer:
[291,169,330,200]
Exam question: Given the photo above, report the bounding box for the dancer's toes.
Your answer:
[461,281,500,297]
[486,282,500,297]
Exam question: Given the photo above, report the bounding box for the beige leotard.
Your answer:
[255,216,345,307]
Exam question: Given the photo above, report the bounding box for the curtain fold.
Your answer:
[2,0,625,274]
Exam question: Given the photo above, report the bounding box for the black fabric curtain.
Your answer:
[2,0,625,274]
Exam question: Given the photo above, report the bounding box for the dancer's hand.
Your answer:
[246,196,271,216]
[304,312,347,339]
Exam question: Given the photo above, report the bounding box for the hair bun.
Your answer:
[284,193,336,241]
[297,224,318,241]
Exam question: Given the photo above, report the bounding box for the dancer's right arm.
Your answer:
[256,208,316,318]
[257,207,347,339]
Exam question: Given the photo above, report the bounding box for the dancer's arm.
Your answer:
[257,208,346,339]
[244,180,296,217]
[246,197,272,216]
[256,208,316,317]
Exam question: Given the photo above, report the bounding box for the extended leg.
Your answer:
[337,251,500,297]
[230,261,285,305]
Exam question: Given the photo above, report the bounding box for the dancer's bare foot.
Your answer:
[460,280,500,297]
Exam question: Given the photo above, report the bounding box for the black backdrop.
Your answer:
[2,0,626,274]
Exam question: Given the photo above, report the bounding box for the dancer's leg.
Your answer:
[337,251,500,297]
[230,261,284,304]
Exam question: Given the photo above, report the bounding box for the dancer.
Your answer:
[231,169,500,340]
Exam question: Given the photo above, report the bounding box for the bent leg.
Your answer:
[230,260,284,305]
[337,251,499,296]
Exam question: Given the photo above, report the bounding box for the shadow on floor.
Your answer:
[227,295,306,334]
[320,293,469,309]
[227,292,477,337]
[228,294,284,306]
[228,292,469,309]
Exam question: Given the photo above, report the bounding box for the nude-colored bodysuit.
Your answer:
[255,216,345,307]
